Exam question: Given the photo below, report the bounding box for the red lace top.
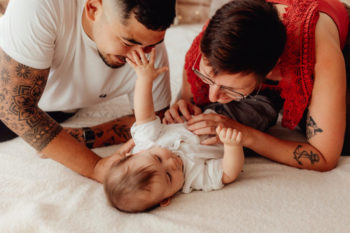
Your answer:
[184,0,349,130]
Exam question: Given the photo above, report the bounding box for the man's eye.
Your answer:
[123,42,132,47]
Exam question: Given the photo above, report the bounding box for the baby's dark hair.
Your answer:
[201,0,286,81]
[104,155,161,213]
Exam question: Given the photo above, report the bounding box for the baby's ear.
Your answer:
[160,197,171,207]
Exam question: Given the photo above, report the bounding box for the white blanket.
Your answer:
[1,24,350,233]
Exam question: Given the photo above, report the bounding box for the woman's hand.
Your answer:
[186,113,249,145]
[163,99,202,124]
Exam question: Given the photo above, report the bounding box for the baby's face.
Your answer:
[133,147,185,203]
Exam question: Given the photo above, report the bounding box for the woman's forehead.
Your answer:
[204,69,258,90]
[200,56,252,78]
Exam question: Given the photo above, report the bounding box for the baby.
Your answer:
[104,48,245,213]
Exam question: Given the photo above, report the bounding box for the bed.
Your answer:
[1,9,350,233]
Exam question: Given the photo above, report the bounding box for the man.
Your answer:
[0,0,175,182]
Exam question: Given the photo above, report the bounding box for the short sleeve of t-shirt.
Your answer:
[127,43,171,112]
[0,0,59,69]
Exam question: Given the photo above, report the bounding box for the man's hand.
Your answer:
[111,139,135,157]
[93,139,135,183]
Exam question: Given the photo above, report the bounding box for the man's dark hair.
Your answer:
[201,0,286,78]
[115,0,176,31]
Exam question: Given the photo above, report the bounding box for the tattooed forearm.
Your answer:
[306,114,323,140]
[111,123,131,141]
[22,113,62,151]
[0,49,59,151]
[293,145,320,165]
[90,115,134,148]
[64,116,133,149]
[65,128,84,143]
[92,120,132,147]
[1,68,10,84]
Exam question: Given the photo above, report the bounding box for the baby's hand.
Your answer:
[216,125,242,146]
[126,48,168,81]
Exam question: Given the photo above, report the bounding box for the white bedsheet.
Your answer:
[1,24,350,233]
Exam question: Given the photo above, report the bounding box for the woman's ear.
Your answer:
[201,55,210,66]
[266,58,281,80]
[160,197,171,207]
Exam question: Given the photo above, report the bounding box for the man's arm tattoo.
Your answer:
[96,119,132,147]
[306,114,323,140]
[0,50,61,151]
[65,128,84,143]
[293,145,320,165]
[65,107,169,148]
[22,114,62,151]
[111,123,131,141]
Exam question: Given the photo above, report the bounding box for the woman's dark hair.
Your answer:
[201,0,286,78]
[115,0,176,31]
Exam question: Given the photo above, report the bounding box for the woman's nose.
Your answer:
[209,85,221,102]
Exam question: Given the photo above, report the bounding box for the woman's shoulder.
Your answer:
[316,12,342,47]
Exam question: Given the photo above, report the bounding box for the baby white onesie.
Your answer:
[131,113,224,193]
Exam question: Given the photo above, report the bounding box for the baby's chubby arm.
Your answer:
[216,125,245,184]
[126,49,168,125]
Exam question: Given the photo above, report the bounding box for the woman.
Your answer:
[164,0,349,171]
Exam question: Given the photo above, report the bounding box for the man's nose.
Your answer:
[142,46,153,54]
[126,46,139,56]
[126,45,153,60]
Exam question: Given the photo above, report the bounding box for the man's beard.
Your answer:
[98,51,126,69]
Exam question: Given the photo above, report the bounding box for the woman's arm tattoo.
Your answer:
[293,145,320,165]
[306,114,323,140]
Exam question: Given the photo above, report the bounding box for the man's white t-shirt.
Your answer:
[0,0,171,112]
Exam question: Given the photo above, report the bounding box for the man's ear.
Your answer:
[85,0,102,21]
[160,197,171,207]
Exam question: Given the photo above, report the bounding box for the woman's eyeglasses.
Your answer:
[191,54,261,101]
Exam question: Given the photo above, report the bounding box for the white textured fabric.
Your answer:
[0,24,350,233]
[131,116,224,193]
[0,0,171,112]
